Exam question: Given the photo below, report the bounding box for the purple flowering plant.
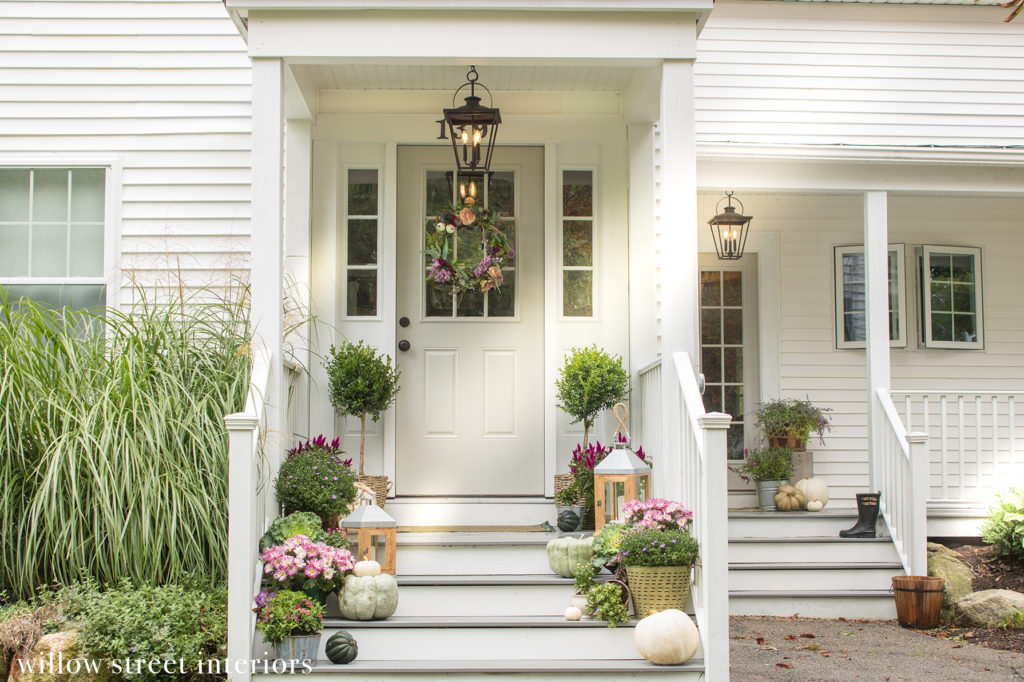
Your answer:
[619,528,699,567]
[274,436,357,516]
[253,589,324,645]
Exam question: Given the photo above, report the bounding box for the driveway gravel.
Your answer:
[730,616,1024,681]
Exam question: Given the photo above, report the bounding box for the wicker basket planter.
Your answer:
[625,565,693,617]
[356,474,391,508]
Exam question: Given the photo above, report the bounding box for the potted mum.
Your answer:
[620,527,700,617]
[259,534,356,605]
[275,436,358,528]
[325,340,401,506]
[255,590,324,663]
[755,398,832,451]
[734,446,795,511]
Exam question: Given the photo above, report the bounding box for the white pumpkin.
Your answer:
[353,559,381,577]
[634,609,700,665]
[339,573,399,620]
[806,499,825,512]
[795,477,829,510]
[564,605,583,621]
[545,536,594,578]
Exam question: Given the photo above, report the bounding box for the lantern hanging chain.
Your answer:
[613,402,630,443]
[451,65,496,110]
[716,190,744,215]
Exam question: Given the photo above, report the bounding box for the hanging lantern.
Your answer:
[593,441,652,533]
[439,66,501,187]
[708,191,753,260]
[341,504,398,575]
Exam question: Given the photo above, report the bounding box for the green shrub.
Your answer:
[620,528,700,567]
[981,488,1024,562]
[275,448,357,517]
[555,345,629,448]
[77,580,226,681]
[586,582,629,628]
[254,590,322,645]
[0,288,250,599]
[732,446,794,483]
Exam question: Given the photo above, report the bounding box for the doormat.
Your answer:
[398,523,554,533]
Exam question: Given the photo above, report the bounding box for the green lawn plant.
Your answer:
[325,341,401,476]
[733,446,795,483]
[981,488,1024,562]
[0,286,250,600]
[555,345,629,448]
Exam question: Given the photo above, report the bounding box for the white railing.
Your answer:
[876,388,929,576]
[225,343,273,681]
[671,352,731,681]
[893,390,1024,507]
[634,358,663,461]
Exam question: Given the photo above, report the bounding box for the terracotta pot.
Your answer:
[768,435,807,452]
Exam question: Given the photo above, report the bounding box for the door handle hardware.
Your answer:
[398,340,411,352]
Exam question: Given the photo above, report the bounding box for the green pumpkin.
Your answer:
[546,535,594,578]
[325,630,358,664]
[339,573,399,620]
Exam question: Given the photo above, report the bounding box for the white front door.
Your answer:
[395,146,545,496]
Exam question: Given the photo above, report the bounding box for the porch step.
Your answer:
[391,573,594,617]
[728,509,873,538]
[729,589,898,619]
[396,531,553,575]
[385,497,554,527]
[728,536,900,563]
[728,562,903,592]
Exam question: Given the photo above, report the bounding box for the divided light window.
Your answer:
[920,245,983,349]
[561,170,594,317]
[345,169,379,317]
[833,244,906,349]
[0,168,106,311]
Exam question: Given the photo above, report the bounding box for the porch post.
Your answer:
[284,117,313,441]
[864,191,890,491]
[658,59,698,501]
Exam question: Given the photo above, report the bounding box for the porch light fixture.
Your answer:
[341,504,398,575]
[439,66,501,196]
[708,191,753,260]
[593,441,652,533]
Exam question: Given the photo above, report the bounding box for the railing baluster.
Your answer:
[992,395,1000,488]
[1011,396,1017,472]
[975,396,983,497]
[957,396,965,498]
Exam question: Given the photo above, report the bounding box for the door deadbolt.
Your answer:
[399,317,410,328]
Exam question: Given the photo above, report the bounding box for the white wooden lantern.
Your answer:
[593,442,652,533]
[341,504,398,575]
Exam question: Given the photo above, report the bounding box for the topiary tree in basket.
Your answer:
[555,345,630,449]
[325,341,401,502]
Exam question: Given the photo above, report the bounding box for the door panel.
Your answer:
[395,146,544,496]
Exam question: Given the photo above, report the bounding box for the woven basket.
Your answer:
[356,474,391,508]
[625,565,693,617]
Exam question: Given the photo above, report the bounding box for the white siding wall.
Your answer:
[0,0,251,303]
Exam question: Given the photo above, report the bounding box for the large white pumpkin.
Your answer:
[794,477,829,510]
[634,609,700,665]
[339,573,399,620]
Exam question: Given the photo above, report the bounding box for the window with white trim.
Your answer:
[920,245,983,349]
[0,168,106,311]
[561,170,594,317]
[833,244,906,349]
[344,169,379,317]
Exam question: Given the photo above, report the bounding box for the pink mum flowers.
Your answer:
[623,498,693,532]
[259,534,355,592]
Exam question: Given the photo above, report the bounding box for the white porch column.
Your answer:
[628,122,657,372]
[658,59,698,501]
[251,57,285,469]
[284,118,313,440]
[864,191,890,491]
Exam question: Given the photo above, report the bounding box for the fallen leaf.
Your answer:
[799,633,816,638]
[985,668,992,672]
[952,644,962,649]
[838,616,848,622]
[783,635,798,641]
[776,663,794,669]
[755,637,765,645]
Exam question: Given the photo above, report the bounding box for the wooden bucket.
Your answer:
[892,575,944,628]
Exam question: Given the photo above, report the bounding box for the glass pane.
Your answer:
[842,252,865,284]
[563,221,592,267]
[931,282,952,312]
[951,254,975,284]
[843,281,865,313]
[701,346,722,383]
[931,313,953,342]
[31,224,67,277]
[348,219,378,265]
[562,170,592,217]
[457,288,484,317]
[722,271,742,306]
[426,171,451,217]
[952,283,975,313]
[346,269,377,316]
[426,283,453,317]
[724,346,743,383]
[954,314,977,343]
[347,169,378,216]
[725,385,744,422]
[844,312,865,343]
[69,224,103,277]
[498,219,516,253]
[701,308,721,344]
[32,169,68,222]
[563,270,593,317]
[0,170,30,221]
[703,385,722,413]
[488,171,514,216]
[723,308,743,345]
[727,424,745,460]
[929,253,951,282]
[456,225,485,263]
[3,283,105,312]
[70,169,105,222]
[700,271,720,307]
[890,312,899,340]
[0,225,29,276]
[488,270,515,317]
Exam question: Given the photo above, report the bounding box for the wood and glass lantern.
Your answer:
[593,442,652,533]
[341,504,397,575]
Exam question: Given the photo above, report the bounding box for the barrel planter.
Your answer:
[892,575,944,628]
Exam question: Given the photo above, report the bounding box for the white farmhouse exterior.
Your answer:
[2,0,1024,679]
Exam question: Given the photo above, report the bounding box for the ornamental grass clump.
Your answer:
[254,591,323,645]
[275,440,358,519]
[620,529,700,568]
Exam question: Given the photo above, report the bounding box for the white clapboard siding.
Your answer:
[0,0,252,303]
[695,0,1024,148]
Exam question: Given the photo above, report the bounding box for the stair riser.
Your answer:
[730,594,898,620]
[395,584,574,617]
[729,568,901,592]
[253,673,702,681]
[729,516,870,538]
[317,626,638,661]
[728,542,899,564]
[385,501,554,527]
[397,544,551,575]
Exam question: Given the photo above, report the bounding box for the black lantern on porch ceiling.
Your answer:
[438,66,501,198]
[708,191,753,260]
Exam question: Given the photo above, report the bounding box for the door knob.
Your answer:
[398,340,411,352]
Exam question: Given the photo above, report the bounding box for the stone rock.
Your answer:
[927,551,974,622]
[953,589,1024,628]
[8,631,109,682]
[927,542,961,559]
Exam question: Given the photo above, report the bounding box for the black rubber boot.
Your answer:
[839,492,881,538]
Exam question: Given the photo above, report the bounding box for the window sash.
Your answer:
[920,245,983,349]
[833,244,906,349]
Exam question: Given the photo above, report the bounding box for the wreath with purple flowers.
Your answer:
[424,198,515,295]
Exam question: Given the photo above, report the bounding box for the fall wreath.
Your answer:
[424,198,515,294]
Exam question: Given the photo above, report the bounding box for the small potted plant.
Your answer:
[755,398,832,451]
[620,526,700,617]
[325,341,401,506]
[734,447,795,511]
[555,345,629,450]
[255,589,325,663]
[275,436,358,528]
[554,481,585,533]
[259,534,356,605]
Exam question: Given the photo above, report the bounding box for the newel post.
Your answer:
[907,431,930,577]
[224,414,259,682]
[697,412,732,682]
